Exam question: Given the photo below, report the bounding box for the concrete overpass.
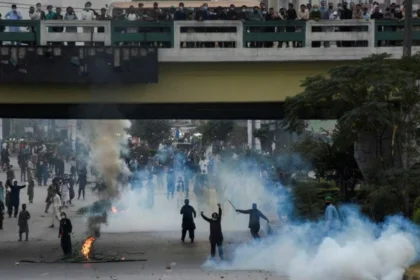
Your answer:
[0,19,418,119]
[0,62,342,104]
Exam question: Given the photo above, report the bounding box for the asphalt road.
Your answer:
[0,156,288,280]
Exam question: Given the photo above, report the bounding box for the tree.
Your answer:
[293,131,362,201]
[197,120,240,148]
[283,53,420,216]
[129,120,171,149]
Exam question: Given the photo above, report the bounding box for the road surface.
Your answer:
[0,156,288,280]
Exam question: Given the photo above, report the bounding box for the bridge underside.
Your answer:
[0,61,341,119]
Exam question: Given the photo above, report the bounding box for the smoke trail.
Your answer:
[82,120,131,236]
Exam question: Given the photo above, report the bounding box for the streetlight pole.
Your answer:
[403,0,413,57]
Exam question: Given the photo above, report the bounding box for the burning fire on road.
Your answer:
[81,236,96,260]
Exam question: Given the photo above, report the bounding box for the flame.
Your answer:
[81,236,95,260]
[111,206,117,214]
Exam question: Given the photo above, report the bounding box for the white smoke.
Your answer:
[218,205,419,280]
[85,119,131,199]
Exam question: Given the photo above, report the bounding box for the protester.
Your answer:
[7,180,27,218]
[49,191,62,228]
[180,198,196,243]
[325,196,340,233]
[201,204,224,260]
[0,198,4,230]
[236,203,270,239]
[0,181,4,205]
[59,212,73,256]
[18,203,30,241]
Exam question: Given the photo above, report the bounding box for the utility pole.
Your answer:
[403,0,413,57]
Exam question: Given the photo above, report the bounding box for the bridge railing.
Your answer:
[0,19,418,50]
[0,20,40,44]
[374,19,420,47]
[110,20,174,47]
[243,20,306,47]
[39,20,111,45]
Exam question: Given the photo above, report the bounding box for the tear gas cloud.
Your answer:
[79,123,420,280]
[219,207,419,280]
[102,155,276,233]
[80,120,131,235]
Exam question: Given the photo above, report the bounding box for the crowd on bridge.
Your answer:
[0,0,417,48]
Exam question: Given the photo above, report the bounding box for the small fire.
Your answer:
[111,206,117,213]
[81,236,95,260]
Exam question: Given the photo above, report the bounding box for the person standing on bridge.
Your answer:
[180,199,196,243]
[236,203,270,239]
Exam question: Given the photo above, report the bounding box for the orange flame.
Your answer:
[81,236,95,260]
[111,206,117,214]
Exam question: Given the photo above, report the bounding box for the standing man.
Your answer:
[180,199,196,243]
[325,196,340,233]
[236,203,270,239]
[0,197,4,229]
[59,212,73,256]
[49,192,62,228]
[18,203,30,241]
[27,173,34,203]
[8,180,27,218]
[77,168,87,200]
[45,178,58,213]
[201,204,224,260]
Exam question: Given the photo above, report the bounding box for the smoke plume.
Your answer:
[82,120,131,236]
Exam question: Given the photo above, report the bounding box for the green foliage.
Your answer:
[413,196,420,211]
[292,181,339,220]
[129,120,171,149]
[284,53,420,218]
[412,209,420,224]
[365,185,401,222]
[197,120,245,148]
[293,133,362,201]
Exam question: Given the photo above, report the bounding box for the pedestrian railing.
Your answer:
[0,20,40,44]
[39,20,111,45]
[306,20,374,47]
[175,20,243,48]
[1,20,420,59]
[243,20,306,47]
[111,20,173,47]
[374,19,420,46]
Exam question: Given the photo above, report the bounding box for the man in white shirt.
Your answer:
[49,192,62,228]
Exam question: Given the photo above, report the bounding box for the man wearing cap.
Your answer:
[325,196,340,233]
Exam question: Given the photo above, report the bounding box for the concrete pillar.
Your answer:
[68,119,77,150]
[247,120,253,149]
[255,120,261,152]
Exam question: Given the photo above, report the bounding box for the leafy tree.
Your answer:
[129,120,171,149]
[293,132,362,201]
[197,120,242,148]
[283,53,420,216]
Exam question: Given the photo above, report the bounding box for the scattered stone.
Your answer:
[15,262,19,265]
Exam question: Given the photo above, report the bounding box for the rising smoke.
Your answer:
[80,122,420,280]
[81,120,132,236]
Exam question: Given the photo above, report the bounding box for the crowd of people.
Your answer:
[0,1,415,48]
[0,141,78,255]
[0,135,341,260]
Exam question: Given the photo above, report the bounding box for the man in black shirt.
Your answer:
[236,203,269,239]
[201,204,223,260]
[180,199,196,243]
